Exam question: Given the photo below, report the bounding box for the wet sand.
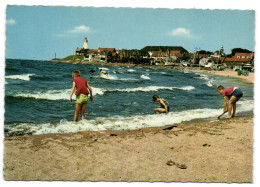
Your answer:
[4,115,253,182]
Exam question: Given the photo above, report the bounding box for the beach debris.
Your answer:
[110,133,118,137]
[166,160,176,166]
[202,143,211,147]
[176,164,188,169]
[163,125,177,131]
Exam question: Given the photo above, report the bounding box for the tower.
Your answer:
[219,45,224,56]
[83,37,88,49]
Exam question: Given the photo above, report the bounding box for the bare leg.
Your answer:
[232,97,241,117]
[232,103,236,117]
[154,108,166,114]
[80,104,87,120]
[227,96,239,118]
[74,104,82,122]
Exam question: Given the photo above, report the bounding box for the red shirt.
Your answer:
[73,76,89,95]
[222,87,235,97]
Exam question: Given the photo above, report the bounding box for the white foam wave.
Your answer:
[100,74,138,81]
[6,99,253,136]
[205,79,214,87]
[5,73,35,81]
[140,75,150,80]
[107,85,195,92]
[127,69,136,72]
[160,72,167,75]
[98,67,109,70]
[13,87,104,100]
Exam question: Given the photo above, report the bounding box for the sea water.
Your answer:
[4,59,254,136]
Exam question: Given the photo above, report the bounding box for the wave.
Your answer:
[98,67,109,70]
[127,69,136,72]
[195,74,214,87]
[5,73,35,81]
[8,85,194,101]
[160,72,167,75]
[205,79,214,87]
[140,75,150,80]
[11,87,104,100]
[5,99,253,136]
[106,85,195,93]
[99,74,138,81]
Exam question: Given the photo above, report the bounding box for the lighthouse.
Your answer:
[83,37,88,49]
[219,45,224,56]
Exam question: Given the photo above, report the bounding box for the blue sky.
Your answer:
[5,6,255,60]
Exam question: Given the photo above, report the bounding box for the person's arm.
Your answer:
[70,82,76,103]
[87,82,93,102]
[160,100,168,114]
[98,71,102,77]
[223,96,228,113]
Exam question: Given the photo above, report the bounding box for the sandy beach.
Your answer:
[189,69,254,84]
[4,61,254,182]
[4,115,253,182]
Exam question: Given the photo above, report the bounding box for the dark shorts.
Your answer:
[162,106,170,112]
[232,88,243,98]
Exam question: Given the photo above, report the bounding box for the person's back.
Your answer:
[73,76,89,96]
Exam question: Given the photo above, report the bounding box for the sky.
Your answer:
[5,6,255,60]
[1,1,260,187]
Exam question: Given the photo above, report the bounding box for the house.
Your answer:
[223,52,254,69]
[98,48,116,53]
[75,48,88,56]
[169,50,183,58]
[234,52,254,60]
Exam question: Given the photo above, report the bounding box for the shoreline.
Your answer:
[49,60,254,84]
[4,115,254,182]
[3,60,254,182]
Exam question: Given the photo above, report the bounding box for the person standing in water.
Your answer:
[89,68,95,76]
[152,95,169,114]
[70,70,93,122]
[217,85,243,118]
[99,69,109,77]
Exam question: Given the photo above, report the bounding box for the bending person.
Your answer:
[217,85,243,118]
[152,95,169,114]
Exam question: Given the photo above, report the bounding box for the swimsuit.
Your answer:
[160,98,170,112]
[232,88,243,98]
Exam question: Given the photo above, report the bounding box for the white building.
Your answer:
[83,37,88,49]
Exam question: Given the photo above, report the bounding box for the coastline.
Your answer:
[3,60,254,182]
[49,60,254,84]
[4,115,253,182]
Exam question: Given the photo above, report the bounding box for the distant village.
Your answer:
[55,36,254,72]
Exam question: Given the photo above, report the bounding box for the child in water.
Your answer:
[217,85,243,118]
[99,69,109,77]
[152,95,169,114]
[70,70,93,122]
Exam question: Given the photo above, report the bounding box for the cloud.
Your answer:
[168,28,196,38]
[56,25,93,37]
[6,18,16,25]
[68,25,92,33]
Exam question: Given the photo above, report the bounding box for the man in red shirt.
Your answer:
[70,70,93,122]
[217,85,243,118]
